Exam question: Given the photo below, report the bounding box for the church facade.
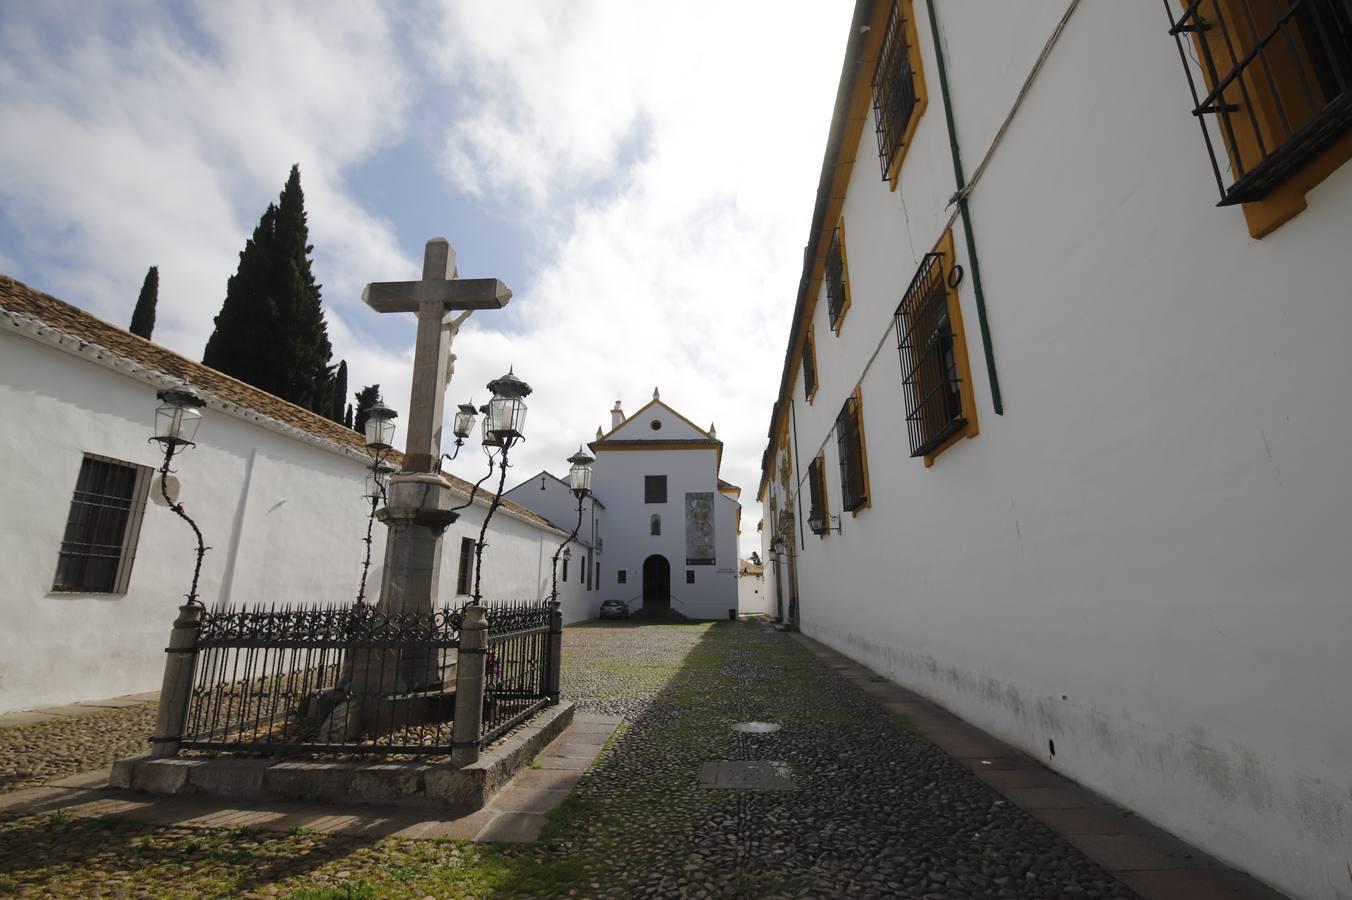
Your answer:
[508,392,740,620]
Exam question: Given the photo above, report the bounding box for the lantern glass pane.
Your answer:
[365,416,395,450]
[453,409,474,439]
[488,396,526,439]
[155,403,201,445]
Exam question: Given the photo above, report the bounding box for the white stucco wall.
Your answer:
[737,571,771,617]
[0,326,587,712]
[590,442,738,620]
[775,4,1352,899]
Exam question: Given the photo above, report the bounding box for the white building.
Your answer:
[503,469,604,613]
[759,3,1352,899]
[0,275,591,714]
[509,392,740,620]
[736,559,769,617]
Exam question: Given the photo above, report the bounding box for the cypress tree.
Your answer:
[129,266,158,339]
[329,360,348,424]
[344,403,354,430]
[353,384,381,435]
[203,164,335,413]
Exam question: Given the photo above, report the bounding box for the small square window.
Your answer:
[686,570,695,584]
[645,475,667,503]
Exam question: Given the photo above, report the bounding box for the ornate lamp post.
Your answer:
[152,383,208,607]
[549,446,594,605]
[356,399,398,606]
[442,402,479,463]
[471,369,532,604]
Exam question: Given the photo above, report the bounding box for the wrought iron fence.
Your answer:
[481,600,555,745]
[181,603,462,755]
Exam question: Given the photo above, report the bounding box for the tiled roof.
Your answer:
[718,478,741,493]
[0,275,558,533]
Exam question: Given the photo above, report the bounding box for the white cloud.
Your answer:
[423,1,852,554]
[0,0,418,380]
[0,0,853,558]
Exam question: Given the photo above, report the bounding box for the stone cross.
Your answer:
[363,238,512,473]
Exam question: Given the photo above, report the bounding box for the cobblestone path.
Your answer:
[0,704,158,794]
[0,619,1139,898]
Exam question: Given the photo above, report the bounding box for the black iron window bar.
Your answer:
[53,457,144,593]
[1165,0,1352,205]
[802,332,817,399]
[835,396,869,512]
[872,0,919,180]
[825,228,847,329]
[895,252,966,458]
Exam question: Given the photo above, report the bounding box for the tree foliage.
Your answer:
[203,165,344,415]
[353,384,381,435]
[129,266,158,339]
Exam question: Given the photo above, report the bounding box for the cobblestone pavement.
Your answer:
[0,619,1144,898]
[0,703,158,793]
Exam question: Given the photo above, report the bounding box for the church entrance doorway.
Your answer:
[642,554,671,608]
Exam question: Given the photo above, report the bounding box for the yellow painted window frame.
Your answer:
[827,217,853,335]
[921,228,980,467]
[847,385,873,516]
[803,324,819,403]
[809,452,832,538]
[878,0,930,192]
[1179,0,1352,238]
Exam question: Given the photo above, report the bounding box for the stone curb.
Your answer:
[110,701,574,810]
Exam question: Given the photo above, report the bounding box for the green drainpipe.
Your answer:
[925,0,1004,415]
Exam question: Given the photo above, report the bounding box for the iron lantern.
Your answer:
[452,402,478,442]
[154,382,206,448]
[485,368,532,444]
[364,458,397,500]
[479,403,503,448]
[363,399,398,451]
[567,445,595,496]
[807,510,823,533]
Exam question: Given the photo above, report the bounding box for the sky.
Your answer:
[0,0,852,558]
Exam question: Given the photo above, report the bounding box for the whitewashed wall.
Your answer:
[778,4,1352,899]
[737,570,770,617]
[0,328,584,712]
[591,443,738,619]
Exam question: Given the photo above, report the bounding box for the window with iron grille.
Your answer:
[1166,0,1352,206]
[835,396,869,512]
[872,0,920,180]
[895,252,967,458]
[456,537,475,595]
[824,227,849,330]
[802,327,818,400]
[52,454,152,593]
[618,570,627,584]
[807,455,829,535]
[645,475,667,503]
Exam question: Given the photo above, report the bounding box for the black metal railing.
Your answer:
[824,228,848,329]
[1166,0,1352,205]
[181,603,462,755]
[481,600,555,745]
[872,0,919,180]
[895,252,966,458]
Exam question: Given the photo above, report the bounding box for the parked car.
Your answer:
[599,599,630,620]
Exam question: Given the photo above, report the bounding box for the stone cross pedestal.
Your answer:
[363,238,511,649]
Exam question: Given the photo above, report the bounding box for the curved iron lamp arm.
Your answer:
[449,445,499,517]
[158,442,209,608]
[354,449,389,607]
[549,492,586,605]
[471,440,518,604]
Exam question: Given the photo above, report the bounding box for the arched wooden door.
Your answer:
[642,554,671,607]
